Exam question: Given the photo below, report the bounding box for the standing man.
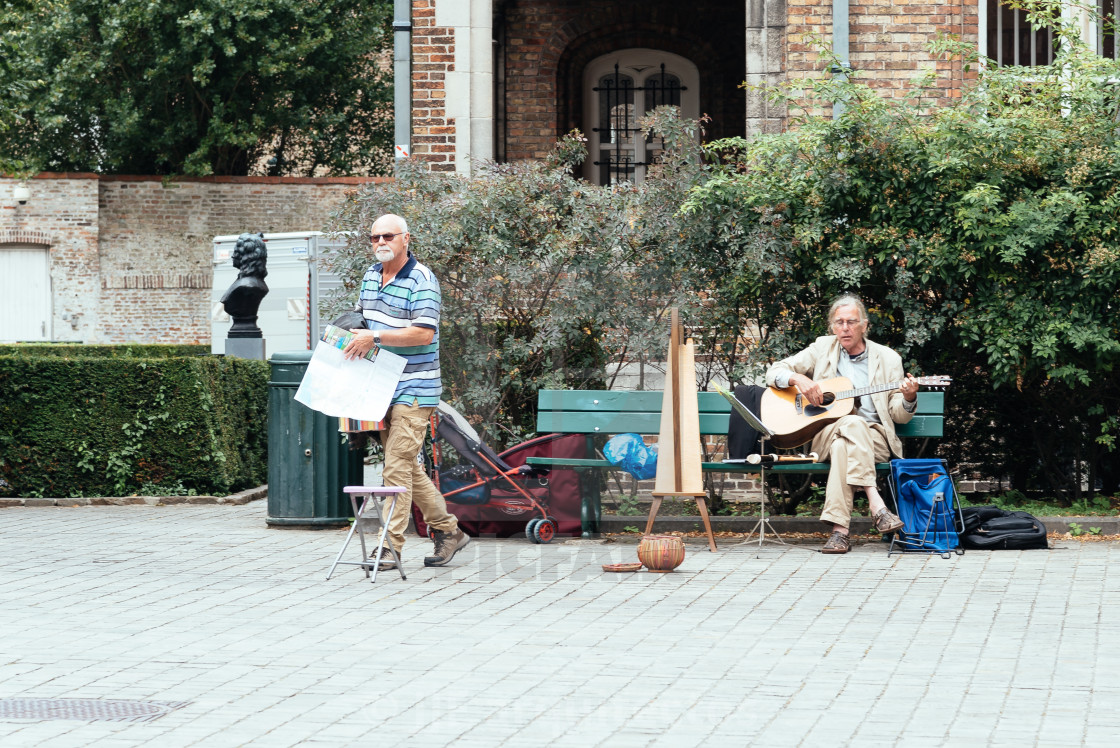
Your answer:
[765,295,919,554]
[343,214,469,569]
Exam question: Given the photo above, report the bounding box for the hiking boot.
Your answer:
[872,508,905,534]
[375,546,398,571]
[424,527,470,567]
[821,530,851,554]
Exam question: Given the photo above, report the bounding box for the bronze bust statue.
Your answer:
[221,232,269,338]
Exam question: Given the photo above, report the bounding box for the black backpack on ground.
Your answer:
[957,506,1048,550]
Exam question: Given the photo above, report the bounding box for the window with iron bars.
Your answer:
[982,0,1119,65]
[984,0,1057,65]
[592,63,686,186]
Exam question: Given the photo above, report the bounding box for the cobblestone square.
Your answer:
[1,502,1117,746]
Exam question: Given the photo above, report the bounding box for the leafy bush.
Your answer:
[683,18,1120,502]
[0,354,267,497]
[324,112,713,447]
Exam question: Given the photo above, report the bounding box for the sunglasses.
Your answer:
[370,232,403,243]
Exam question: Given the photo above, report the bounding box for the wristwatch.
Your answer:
[372,332,382,347]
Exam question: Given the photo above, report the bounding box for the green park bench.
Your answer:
[524,388,946,538]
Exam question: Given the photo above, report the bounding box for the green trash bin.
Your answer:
[267,350,364,528]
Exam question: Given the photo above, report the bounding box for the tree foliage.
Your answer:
[0,0,393,176]
[325,112,713,447]
[683,5,1120,501]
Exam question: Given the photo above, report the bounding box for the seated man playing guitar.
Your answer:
[765,294,919,554]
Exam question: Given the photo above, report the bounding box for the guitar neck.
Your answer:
[835,380,907,401]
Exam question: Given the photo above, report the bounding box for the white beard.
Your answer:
[374,248,394,263]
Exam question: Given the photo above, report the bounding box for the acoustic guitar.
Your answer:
[759,375,952,449]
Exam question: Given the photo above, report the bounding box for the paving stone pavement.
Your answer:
[1,502,1118,747]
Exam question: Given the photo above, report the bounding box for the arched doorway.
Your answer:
[582,49,699,185]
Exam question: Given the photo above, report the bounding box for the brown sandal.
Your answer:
[873,508,904,534]
[821,530,851,554]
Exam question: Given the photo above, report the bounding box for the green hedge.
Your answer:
[0,344,210,358]
[0,354,268,498]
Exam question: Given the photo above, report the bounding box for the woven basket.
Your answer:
[637,534,685,572]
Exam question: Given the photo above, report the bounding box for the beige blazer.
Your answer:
[765,335,914,457]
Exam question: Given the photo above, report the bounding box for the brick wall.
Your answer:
[786,0,977,113]
[95,176,381,343]
[408,0,745,169]
[409,0,977,164]
[411,0,457,171]
[2,174,387,345]
[503,0,746,161]
[1,176,101,342]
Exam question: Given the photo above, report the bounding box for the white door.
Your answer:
[0,244,51,342]
[583,49,700,185]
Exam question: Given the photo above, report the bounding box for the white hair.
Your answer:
[373,213,408,234]
[828,294,868,324]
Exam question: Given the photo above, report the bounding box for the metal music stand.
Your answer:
[717,387,788,553]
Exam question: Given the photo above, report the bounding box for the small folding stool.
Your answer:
[327,485,408,583]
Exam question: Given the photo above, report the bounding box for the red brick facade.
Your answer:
[787,0,977,111]
[410,0,457,171]
[500,0,746,162]
[407,0,979,169]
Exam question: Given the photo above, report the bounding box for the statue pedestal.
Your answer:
[225,337,266,360]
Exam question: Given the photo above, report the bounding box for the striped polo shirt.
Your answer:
[358,252,442,407]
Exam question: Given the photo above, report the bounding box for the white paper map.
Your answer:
[294,326,407,422]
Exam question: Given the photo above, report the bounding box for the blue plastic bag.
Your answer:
[603,433,658,480]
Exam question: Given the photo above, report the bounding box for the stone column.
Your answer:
[437,0,494,174]
[745,0,787,135]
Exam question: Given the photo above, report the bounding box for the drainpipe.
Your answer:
[393,0,412,165]
[832,0,850,119]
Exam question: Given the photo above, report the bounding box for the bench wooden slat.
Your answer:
[913,391,944,414]
[525,455,891,474]
[536,411,738,435]
[539,389,753,413]
[539,389,944,416]
[537,411,942,439]
[538,390,665,412]
[895,415,943,438]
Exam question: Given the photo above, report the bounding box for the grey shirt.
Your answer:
[836,349,882,425]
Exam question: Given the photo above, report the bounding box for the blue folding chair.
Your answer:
[887,458,965,558]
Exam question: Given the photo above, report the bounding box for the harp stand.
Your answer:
[646,309,717,552]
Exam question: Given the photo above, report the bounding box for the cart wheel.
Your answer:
[533,519,556,544]
[545,515,557,528]
[525,518,541,543]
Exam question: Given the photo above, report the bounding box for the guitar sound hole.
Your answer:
[802,392,836,418]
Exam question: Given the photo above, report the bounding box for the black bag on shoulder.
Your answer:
[957,506,1048,550]
[330,309,367,330]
